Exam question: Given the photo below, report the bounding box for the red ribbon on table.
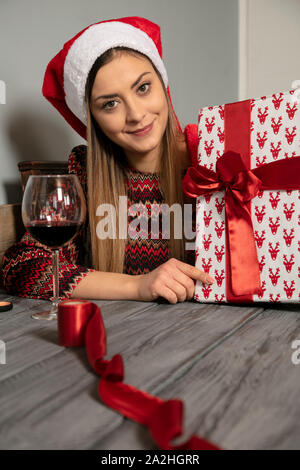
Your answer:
[182,100,300,301]
[57,299,221,450]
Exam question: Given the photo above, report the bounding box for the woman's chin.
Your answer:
[125,140,161,157]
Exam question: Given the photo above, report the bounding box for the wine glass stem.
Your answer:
[51,249,60,312]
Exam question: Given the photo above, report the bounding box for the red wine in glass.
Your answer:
[26,221,83,248]
[22,175,86,320]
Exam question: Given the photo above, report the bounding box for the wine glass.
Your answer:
[22,174,86,320]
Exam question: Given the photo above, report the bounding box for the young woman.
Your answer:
[2,17,215,304]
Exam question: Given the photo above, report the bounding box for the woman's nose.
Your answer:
[125,97,145,123]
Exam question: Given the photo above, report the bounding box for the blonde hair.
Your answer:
[85,48,187,273]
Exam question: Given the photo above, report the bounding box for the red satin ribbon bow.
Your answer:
[182,152,300,297]
[57,299,220,450]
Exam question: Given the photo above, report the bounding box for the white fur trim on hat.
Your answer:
[64,21,168,125]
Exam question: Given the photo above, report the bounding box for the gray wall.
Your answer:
[0,0,238,204]
[247,0,300,98]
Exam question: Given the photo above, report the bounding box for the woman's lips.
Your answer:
[128,121,154,137]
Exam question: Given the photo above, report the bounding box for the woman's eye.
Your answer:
[102,100,118,110]
[138,83,150,94]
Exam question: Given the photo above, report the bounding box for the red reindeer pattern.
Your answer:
[268,242,280,261]
[215,197,225,214]
[269,267,280,286]
[203,210,213,227]
[271,117,282,134]
[215,245,225,263]
[258,255,266,273]
[203,234,212,251]
[269,294,281,303]
[204,140,214,157]
[217,127,225,143]
[283,203,295,221]
[202,285,213,300]
[250,99,256,110]
[283,281,295,299]
[283,254,295,273]
[203,163,214,171]
[194,90,298,304]
[254,230,266,248]
[257,106,269,124]
[202,258,212,273]
[214,269,225,287]
[215,221,225,238]
[270,141,282,159]
[215,294,225,302]
[285,127,297,145]
[257,131,268,149]
[269,192,280,209]
[255,206,266,223]
[286,102,297,119]
[257,281,266,299]
[205,117,215,134]
[284,151,296,159]
[272,92,283,110]
[283,228,294,247]
[257,190,264,199]
[268,217,280,235]
[256,155,267,167]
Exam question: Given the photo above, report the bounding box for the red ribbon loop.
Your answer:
[57,299,221,450]
[183,153,300,297]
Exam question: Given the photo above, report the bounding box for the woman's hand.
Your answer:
[135,258,215,304]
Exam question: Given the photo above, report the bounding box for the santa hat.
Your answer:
[42,16,180,140]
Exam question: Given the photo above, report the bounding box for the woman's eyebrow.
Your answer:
[94,72,151,102]
[131,71,151,89]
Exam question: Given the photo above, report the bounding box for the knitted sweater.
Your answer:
[2,125,198,301]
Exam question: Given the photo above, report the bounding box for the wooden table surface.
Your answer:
[0,290,299,450]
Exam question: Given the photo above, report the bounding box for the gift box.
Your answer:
[183,89,300,304]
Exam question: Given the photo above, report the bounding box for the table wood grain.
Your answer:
[0,291,299,450]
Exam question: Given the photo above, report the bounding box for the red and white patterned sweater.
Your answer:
[2,125,198,301]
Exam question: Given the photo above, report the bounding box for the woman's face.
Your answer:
[90,52,169,167]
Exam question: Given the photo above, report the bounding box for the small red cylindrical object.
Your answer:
[57,299,94,347]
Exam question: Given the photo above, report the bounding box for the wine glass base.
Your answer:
[31,311,57,321]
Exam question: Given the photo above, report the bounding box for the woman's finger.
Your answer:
[158,285,179,304]
[164,278,188,303]
[170,269,195,300]
[172,259,215,284]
